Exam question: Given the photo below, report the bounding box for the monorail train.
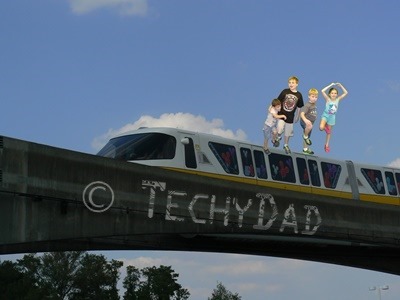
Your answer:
[97,127,400,206]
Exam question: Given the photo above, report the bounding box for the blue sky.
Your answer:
[1,0,400,299]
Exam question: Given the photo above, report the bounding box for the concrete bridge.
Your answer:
[1,135,400,275]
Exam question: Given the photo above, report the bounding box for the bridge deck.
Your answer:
[0,135,399,275]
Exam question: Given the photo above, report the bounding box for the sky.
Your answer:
[1,0,400,299]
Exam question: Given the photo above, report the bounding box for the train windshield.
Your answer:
[97,133,176,161]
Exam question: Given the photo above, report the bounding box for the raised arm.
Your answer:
[321,82,336,101]
[335,82,348,101]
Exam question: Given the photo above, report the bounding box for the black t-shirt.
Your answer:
[277,88,304,123]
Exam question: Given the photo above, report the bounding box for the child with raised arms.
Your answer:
[319,82,348,153]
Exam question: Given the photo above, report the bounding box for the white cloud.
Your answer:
[121,256,164,269]
[388,158,400,168]
[69,0,148,16]
[92,112,248,151]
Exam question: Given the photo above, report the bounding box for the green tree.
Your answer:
[1,252,191,300]
[16,254,48,299]
[39,251,85,299]
[142,265,180,299]
[123,265,141,299]
[70,253,123,300]
[1,251,123,300]
[0,259,44,300]
[16,253,42,285]
[174,287,191,300]
[208,281,242,300]
[0,255,49,300]
[123,265,190,300]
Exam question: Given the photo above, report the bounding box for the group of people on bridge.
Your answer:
[263,76,348,155]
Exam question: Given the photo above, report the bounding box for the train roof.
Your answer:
[112,126,250,143]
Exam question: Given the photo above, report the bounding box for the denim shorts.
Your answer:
[300,119,313,137]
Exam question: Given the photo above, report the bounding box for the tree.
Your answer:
[208,281,242,300]
[70,253,123,300]
[0,255,49,300]
[0,259,44,300]
[174,287,191,300]
[39,251,85,299]
[123,265,190,300]
[1,252,190,300]
[1,251,123,300]
[16,253,49,299]
[16,253,42,285]
[123,265,141,299]
[141,265,181,299]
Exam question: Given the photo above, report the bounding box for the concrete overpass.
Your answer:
[1,135,400,275]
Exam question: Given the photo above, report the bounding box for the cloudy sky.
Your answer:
[2,0,400,299]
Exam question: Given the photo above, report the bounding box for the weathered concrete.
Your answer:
[1,135,400,275]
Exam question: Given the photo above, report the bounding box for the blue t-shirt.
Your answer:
[324,99,339,115]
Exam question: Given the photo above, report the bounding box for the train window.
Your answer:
[395,173,400,195]
[321,162,341,189]
[253,150,267,179]
[97,133,176,161]
[184,137,197,169]
[240,147,255,177]
[209,142,239,175]
[308,160,321,187]
[269,153,295,183]
[385,171,397,195]
[296,158,309,185]
[361,168,385,194]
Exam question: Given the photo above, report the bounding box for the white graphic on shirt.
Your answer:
[283,94,298,112]
[327,102,338,115]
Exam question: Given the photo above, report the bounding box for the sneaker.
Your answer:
[283,144,291,154]
[324,125,331,134]
[303,135,312,145]
[263,148,271,155]
[324,145,330,153]
[303,148,314,155]
[272,139,280,147]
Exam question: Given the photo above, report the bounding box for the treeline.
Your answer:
[0,251,241,300]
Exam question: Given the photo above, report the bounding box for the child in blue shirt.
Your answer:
[319,82,348,153]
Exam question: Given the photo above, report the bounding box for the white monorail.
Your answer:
[97,127,400,206]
